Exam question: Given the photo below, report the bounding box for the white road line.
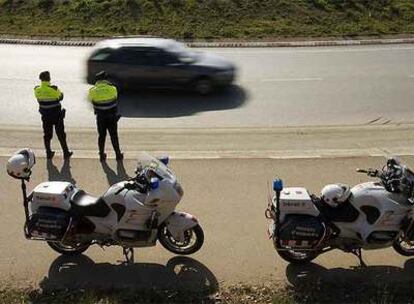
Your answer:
[261,77,323,82]
[0,147,410,160]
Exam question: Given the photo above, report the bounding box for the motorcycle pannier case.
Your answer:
[30,182,75,212]
[278,187,320,220]
[277,188,324,249]
[278,215,325,249]
[27,207,70,241]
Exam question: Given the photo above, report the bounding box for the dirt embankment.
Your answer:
[0,0,413,40]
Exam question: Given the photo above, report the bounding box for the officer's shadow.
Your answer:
[101,160,129,186]
[46,159,76,185]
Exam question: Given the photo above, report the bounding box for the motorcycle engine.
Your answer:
[278,215,325,249]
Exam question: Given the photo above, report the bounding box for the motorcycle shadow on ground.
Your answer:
[118,85,247,118]
[39,254,218,296]
[285,259,414,303]
[46,159,76,185]
[100,160,130,186]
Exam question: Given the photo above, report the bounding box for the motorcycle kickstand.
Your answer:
[351,248,367,267]
[122,247,134,265]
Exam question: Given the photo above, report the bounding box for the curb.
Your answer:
[0,37,414,48]
[0,147,407,160]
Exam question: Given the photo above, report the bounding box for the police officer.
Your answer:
[34,71,73,159]
[88,71,123,162]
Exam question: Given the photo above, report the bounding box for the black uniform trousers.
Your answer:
[95,109,121,156]
[40,107,70,155]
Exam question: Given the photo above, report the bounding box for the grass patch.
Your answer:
[0,0,413,39]
[1,285,293,304]
[3,281,414,304]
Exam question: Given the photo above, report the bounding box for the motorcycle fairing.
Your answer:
[164,211,199,242]
[333,182,412,249]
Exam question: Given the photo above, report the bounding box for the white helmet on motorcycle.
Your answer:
[321,183,351,207]
[7,148,36,179]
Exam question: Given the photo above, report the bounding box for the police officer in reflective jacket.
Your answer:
[88,71,123,162]
[34,71,73,159]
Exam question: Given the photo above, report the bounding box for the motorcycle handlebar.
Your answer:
[115,181,140,195]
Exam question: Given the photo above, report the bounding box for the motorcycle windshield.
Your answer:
[136,152,176,182]
[404,166,414,183]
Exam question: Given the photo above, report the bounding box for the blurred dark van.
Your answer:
[87,38,236,94]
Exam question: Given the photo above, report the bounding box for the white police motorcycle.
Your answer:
[7,149,204,263]
[266,158,414,265]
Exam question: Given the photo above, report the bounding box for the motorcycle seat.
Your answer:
[70,190,111,218]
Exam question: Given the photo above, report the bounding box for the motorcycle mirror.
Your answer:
[158,156,169,166]
[273,178,283,192]
[150,177,160,190]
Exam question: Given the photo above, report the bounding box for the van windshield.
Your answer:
[89,48,113,61]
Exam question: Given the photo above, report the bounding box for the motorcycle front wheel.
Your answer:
[393,237,414,256]
[47,241,91,256]
[158,224,204,255]
[276,249,319,264]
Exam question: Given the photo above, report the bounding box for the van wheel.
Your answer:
[194,77,213,95]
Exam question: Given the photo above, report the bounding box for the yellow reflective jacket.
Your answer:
[88,80,118,111]
[34,81,63,109]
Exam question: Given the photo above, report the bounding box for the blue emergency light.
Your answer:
[273,178,283,192]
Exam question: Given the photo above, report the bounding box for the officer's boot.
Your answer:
[57,134,73,159]
[98,138,106,162]
[62,145,73,159]
[44,137,55,159]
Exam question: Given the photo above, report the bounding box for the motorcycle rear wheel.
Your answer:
[393,237,414,256]
[158,224,204,255]
[47,241,91,256]
[277,249,319,264]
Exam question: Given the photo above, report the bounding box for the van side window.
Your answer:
[90,48,113,61]
[113,47,162,66]
[142,49,163,66]
[160,51,179,65]
[113,48,146,64]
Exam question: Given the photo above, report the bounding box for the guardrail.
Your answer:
[1,37,414,48]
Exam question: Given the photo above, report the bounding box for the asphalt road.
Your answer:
[2,156,414,290]
[2,42,414,294]
[1,44,414,129]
